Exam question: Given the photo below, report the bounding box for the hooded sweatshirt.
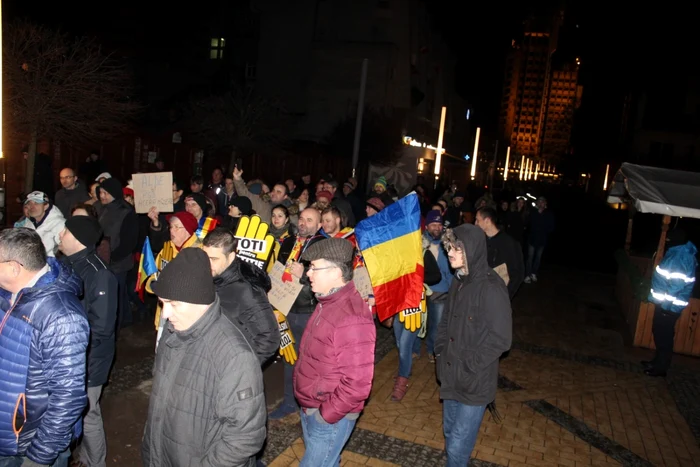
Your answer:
[434,224,512,406]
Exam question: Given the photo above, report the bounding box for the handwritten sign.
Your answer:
[132,172,173,214]
[353,266,374,299]
[268,261,303,316]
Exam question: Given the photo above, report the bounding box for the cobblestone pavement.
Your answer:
[101,267,700,466]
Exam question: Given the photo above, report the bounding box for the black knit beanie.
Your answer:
[151,248,215,305]
[100,178,123,201]
[65,216,102,247]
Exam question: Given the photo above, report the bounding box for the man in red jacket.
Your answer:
[293,238,376,467]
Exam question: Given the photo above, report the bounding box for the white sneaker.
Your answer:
[531,274,538,282]
[524,275,532,284]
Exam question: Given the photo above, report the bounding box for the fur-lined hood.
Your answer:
[442,223,490,278]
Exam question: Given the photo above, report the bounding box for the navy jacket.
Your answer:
[0,258,89,464]
[64,248,118,387]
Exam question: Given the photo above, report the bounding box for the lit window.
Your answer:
[210,38,225,60]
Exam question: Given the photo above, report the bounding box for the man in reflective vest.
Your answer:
[644,230,698,377]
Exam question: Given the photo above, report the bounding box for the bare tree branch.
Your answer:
[2,20,142,145]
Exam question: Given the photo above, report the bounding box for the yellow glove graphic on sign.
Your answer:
[399,289,427,332]
[234,215,275,270]
[275,309,297,365]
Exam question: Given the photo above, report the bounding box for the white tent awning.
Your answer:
[607,163,700,219]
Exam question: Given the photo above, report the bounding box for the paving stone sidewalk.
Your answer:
[265,267,700,467]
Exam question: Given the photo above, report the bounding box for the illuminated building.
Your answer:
[499,11,582,164]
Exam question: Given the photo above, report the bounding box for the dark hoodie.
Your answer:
[98,179,138,274]
[214,258,279,364]
[435,224,512,406]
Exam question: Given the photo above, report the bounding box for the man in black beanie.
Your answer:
[142,248,266,467]
[97,177,138,328]
[58,216,118,467]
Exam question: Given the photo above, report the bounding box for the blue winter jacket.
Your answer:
[0,258,89,464]
[649,241,698,313]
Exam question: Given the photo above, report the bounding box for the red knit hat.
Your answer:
[366,197,385,213]
[166,211,198,236]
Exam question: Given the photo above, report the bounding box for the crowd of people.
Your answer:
[0,158,559,467]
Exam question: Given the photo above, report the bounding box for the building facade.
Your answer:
[499,11,581,164]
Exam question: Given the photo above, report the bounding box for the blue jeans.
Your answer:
[443,399,486,466]
[426,298,445,355]
[300,410,356,467]
[393,316,419,378]
[0,448,70,467]
[412,298,445,356]
[282,312,312,408]
[526,244,545,276]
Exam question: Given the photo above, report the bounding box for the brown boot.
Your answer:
[391,376,409,401]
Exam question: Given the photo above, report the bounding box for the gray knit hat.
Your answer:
[301,237,353,264]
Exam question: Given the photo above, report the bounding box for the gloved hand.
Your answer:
[399,288,426,332]
[275,309,297,365]
[234,215,276,269]
[398,306,421,333]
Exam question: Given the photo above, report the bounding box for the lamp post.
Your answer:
[470,127,481,180]
[503,146,510,187]
[433,106,447,189]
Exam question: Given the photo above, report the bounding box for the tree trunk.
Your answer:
[23,129,38,195]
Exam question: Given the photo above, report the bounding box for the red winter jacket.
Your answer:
[293,282,376,424]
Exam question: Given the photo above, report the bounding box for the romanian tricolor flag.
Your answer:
[355,192,424,322]
[136,236,157,300]
[196,216,219,239]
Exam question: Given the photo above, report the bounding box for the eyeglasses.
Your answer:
[0,260,23,267]
[308,266,338,272]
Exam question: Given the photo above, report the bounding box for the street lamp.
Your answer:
[434,107,447,177]
[470,127,481,180]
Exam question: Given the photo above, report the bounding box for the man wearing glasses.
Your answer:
[55,168,90,219]
[0,228,89,467]
[293,238,376,466]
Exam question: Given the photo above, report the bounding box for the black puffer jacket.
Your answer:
[63,248,118,387]
[278,233,326,314]
[142,297,266,467]
[214,258,279,365]
[435,224,512,406]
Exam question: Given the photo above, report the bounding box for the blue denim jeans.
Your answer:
[282,312,312,408]
[0,448,70,467]
[426,298,445,355]
[393,316,419,378]
[443,399,486,466]
[412,297,446,357]
[300,410,356,467]
[526,244,545,276]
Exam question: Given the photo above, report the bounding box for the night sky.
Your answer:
[4,0,694,165]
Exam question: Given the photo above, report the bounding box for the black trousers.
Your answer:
[651,305,680,372]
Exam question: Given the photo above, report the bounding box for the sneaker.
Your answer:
[268,403,298,420]
[531,274,538,282]
[412,352,421,360]
[428,354,436,364]
[524,275,532,284]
